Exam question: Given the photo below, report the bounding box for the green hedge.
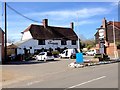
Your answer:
[94,54,110,61]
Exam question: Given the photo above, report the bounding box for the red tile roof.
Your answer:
[108,21,120,30]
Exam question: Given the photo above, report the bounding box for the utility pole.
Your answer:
[77,12,80,52]
[113,19,118,59]
[4,2,7,62]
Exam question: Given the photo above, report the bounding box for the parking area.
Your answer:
[2,58,74,87]
[1,56,119,88]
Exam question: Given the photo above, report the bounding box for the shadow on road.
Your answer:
[2,59,60,65]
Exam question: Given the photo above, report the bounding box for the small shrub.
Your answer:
[52,51,60,55]
[52,51,60,58]
[94,54,110,61]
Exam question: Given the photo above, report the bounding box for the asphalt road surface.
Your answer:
[2,58,119,88]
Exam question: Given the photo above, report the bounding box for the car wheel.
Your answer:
[60,56,62,58]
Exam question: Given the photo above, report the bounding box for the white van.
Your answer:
[59,49,78,58]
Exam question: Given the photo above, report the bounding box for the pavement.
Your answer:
[1,56,119,88]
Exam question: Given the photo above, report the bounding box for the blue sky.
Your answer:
[0,2,118,42]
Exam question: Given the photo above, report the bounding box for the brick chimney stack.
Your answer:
[102,17,107,28]
[102,17,108,41]
[70,22,74,30]
[42,19,48,28]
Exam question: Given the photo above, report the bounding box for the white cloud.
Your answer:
[6,7,112,42]
[75,20,97,26]
[111,2,119,6]
[25,7,110,21]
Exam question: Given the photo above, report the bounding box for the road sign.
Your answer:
[99,28,105,39]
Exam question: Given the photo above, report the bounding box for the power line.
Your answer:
[5,3,78,41]
[6,3,41,23]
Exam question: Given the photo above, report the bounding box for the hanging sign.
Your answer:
[99,29,105,39]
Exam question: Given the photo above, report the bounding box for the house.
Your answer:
[0,28,4,63]
[95,18,120,58]
[15,19,78,55]
[7,44,17,56]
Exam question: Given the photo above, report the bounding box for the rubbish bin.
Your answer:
[76,53,83,64]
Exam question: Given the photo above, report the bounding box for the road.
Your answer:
[2,57,119,88]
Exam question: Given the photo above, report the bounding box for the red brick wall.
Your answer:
[96,43,119,58]
[106,43,115,58]
[118,50,120,58]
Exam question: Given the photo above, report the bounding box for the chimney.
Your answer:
[70,22,74,29]
[42,19,48,28]
[102,17,108,41]
[102,17,107,28]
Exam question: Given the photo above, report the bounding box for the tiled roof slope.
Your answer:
[23,24,78,40]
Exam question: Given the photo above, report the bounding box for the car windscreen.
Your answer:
[39,52,45,55]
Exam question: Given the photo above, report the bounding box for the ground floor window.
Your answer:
[61,40,67,45]
[72,40,76,45]
[38,39,45,45]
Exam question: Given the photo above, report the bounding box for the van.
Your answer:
[59,49,78,58]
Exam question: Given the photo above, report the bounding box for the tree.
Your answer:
[81,38,96,50]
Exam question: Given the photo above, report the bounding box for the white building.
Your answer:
[15,19,78,55]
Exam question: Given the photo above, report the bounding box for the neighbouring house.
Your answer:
[0,28,4,62]
[95,18,120,58]
[7,44,17,56]
[15,19,78,55]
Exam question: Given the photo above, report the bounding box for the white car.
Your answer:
[86,50,96,56]
[36,52,54,61]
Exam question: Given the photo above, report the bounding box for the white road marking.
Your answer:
[26,80,43,86]
[68,76,106,88]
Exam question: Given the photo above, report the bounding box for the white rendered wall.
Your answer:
[21,31,32,40]
[17,39,78,55]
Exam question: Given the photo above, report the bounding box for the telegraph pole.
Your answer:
[113,19,118,59]
[77,12,80,52]
[4,2,7,62]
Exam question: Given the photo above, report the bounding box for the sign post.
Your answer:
[98,28,105,54]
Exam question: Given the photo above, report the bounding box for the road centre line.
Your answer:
[67,76,106,89]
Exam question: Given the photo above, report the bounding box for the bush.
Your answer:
[94,54,110,61]
[52,51,60,55]
[52,51,60,58]
[94,54,102,58]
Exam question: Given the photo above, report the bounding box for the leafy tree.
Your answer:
[80,38,96,50]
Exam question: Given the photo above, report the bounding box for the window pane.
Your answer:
[38,39,45,45]
[61,40,66,45]
[72,40,76,45]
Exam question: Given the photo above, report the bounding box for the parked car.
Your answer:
[59,49,78,58]
[86,49,96,56]
[35,52,54,61]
